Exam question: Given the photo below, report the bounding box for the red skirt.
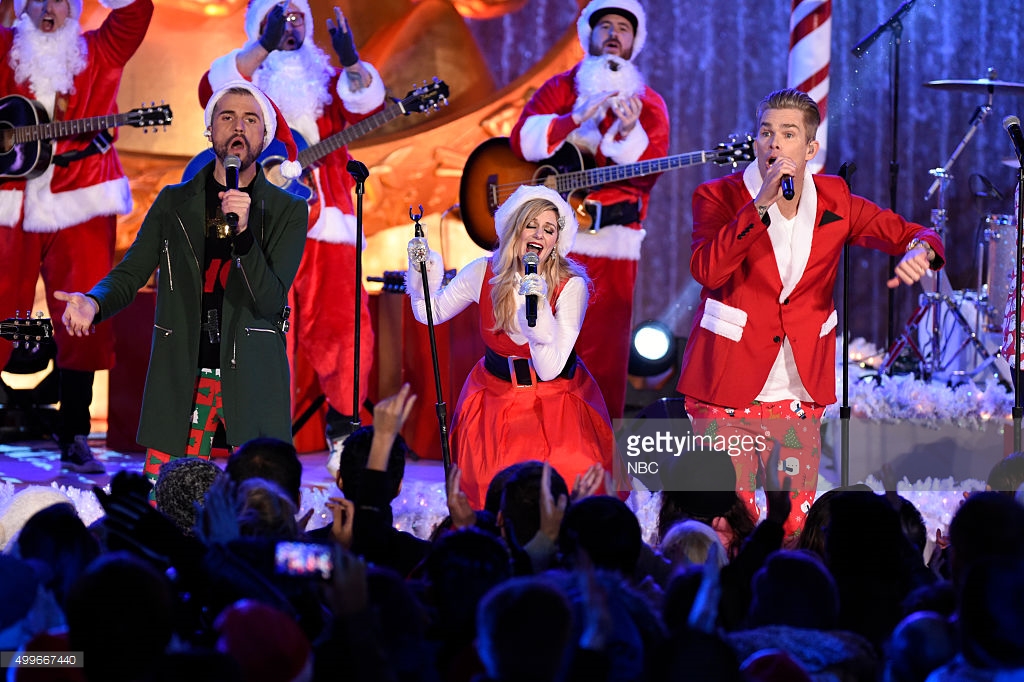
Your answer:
[450,356,616,509]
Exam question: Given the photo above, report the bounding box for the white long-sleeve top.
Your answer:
[407,255,588,381]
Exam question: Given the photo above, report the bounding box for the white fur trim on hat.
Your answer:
[244,0,314,45]
[204,79,277,150]
[577,0,647,61]
[494,185,579,257]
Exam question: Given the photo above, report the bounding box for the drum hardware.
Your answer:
[881,70,1013,380]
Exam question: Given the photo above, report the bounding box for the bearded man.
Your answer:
[199,1,386,470]
[0,0,153,473]
[509,0,669,420]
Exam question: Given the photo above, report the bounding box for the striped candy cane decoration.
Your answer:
[788,0,832,173]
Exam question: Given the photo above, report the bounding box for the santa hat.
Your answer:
[204,80,302,179]
[14,0,82,19]
[577,0,648,61]
[244,0,314,44]
[215,599,312,682]
[494,185,579,257]
[0,486,73,552]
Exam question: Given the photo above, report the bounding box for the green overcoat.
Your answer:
[89,164,308,456]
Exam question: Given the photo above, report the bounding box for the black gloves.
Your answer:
[259,4,287,52]
[328,18,360,68]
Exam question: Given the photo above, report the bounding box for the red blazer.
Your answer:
[677,171,945,408]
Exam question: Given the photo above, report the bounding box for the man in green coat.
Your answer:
[57,81,308,487]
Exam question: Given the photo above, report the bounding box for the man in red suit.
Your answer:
[199,1,386,471]
[0,0,153,472]
[509,0,670,420]
[677,88,945,538]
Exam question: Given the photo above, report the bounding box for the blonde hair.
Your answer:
[489,198,587,333]
[660,519,728,569]
[756,87,821,142]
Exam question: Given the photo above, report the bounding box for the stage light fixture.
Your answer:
[628,320,677,377]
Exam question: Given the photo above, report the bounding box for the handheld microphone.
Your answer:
[224,155,241,230]
[781,174,795,201]
[523,251,539,328]
[1004,115,1024,164]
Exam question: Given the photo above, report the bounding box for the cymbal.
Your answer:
[1003,156,1021,169]
[924,77,1024,93]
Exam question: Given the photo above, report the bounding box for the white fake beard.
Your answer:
[575,54,645,104]
[9,14,88,118]
[569,55,645,153]
[253,44,333,144]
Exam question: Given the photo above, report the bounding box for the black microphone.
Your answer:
[781,174,795,201]
[523,251,539,328]
[1004,115,1024,164]
[224,155,240,230]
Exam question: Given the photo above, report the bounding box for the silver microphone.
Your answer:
[408,237,429,265]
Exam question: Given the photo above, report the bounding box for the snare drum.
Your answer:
[983,214,1019,330]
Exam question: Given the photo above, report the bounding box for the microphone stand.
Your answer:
[408,206,452,480]
[838,162,857,486]
[852,0,917,364]
[347,159,369,434]
[1014,163,1023,450]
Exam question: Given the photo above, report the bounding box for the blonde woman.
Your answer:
[408,185,615,508]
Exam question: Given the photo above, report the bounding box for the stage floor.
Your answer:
[0,435,446,500]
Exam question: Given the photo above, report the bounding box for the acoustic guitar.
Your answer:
[0,95,173,182]
[458,135,755,250]
[181,79,450,203]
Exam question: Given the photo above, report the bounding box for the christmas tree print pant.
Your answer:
[143,369,224,500]
[685,397,825,538]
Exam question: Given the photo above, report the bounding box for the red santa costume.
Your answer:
[677,162,944,536]
[0,0,152,466]
[199,0,386,464]
[509,0,670,420]
[407,186,615,510]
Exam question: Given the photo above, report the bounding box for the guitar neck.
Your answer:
[13,112,136,145]
[297,102,405,168]
[554,150,715,194]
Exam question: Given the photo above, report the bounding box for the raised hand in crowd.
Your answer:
[195,474,241,547]
[540,462,569,543]
[446,463,477,529]
[571,463,606,502]
[326,496,355,549]
[367,382,416,472]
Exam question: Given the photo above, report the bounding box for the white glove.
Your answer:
[518,272,548,299]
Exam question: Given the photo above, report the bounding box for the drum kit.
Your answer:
[881,69,1023,384]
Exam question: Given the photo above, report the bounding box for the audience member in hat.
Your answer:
[1,0,153,475]
[0,486,74,552]
[155,457,225,536]
[508,0,670,421]
[200,1,388,470]
[58,81,308,491]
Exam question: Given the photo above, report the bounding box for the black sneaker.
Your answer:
[61,435,106,474]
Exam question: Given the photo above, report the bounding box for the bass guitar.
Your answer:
[459,135,755,250]
[0,95,173,182]
[181,79,449,203]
